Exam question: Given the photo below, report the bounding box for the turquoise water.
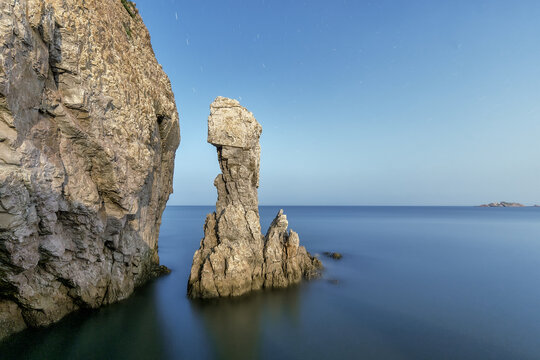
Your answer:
[2,206,540,359]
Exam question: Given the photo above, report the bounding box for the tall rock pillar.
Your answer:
[188,97,321,299]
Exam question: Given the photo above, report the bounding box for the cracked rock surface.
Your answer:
[0,0,180,340]
[188,97,320,299]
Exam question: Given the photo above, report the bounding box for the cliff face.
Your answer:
[188,97,320,299]
[0,0,180,340]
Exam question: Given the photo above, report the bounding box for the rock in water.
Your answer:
[323,252,343,260]
[188,97,321,298]
[478,202,525,207]
[0,0,180,340]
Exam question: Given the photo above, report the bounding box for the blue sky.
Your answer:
[136,0,540,205]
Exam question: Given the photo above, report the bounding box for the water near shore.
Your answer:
[2,206,540,359]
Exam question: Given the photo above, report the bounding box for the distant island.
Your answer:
[479,202,526,207]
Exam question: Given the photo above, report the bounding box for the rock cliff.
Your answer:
[188,97,320,298]
[0,0,180,340]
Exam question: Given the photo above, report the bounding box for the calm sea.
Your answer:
[2,206,540,360]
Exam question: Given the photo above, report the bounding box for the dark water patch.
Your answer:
[0,281,167,360]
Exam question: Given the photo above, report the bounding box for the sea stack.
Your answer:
[0,0,179,340]
[188,97,321,299]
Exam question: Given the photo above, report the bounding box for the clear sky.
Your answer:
[136,0,540,206]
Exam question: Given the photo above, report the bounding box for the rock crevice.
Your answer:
[188,97,320,299]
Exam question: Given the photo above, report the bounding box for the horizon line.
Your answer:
[165,204,539,207]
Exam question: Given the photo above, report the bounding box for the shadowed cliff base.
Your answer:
[0,280,167,360]
[187,97,321,299]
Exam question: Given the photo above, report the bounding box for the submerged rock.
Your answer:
[188,97,321,299]
[0,0,180,340]
[323,252,343,260]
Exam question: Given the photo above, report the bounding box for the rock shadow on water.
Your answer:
[190,284,304,360]
[0,281,167,360]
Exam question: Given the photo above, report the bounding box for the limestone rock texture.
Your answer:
[188,97,320,299]
[0,0,180,340]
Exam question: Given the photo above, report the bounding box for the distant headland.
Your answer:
[478,202,529,207]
